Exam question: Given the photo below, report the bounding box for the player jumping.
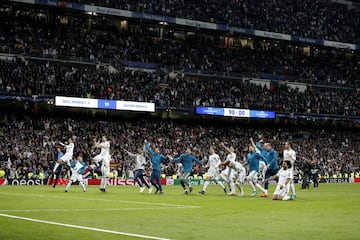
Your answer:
[92,136,111,192]
[170,148,203,194]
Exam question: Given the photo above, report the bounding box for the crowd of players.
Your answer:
[0,115,358,197]
[70,0,360,44]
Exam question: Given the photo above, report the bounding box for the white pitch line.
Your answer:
[0,207,181,212]
[0,192,201,209]
[0,213,172,240]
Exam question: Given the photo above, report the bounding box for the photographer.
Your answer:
[301,159,311,189]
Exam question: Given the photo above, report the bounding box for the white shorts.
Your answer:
[94,155,110,166]
[247,170,258,182]
[221,167,235,181]
[274,184,287,197]
[60,155,72,166]
[70,172,83,182]
[234,170,246,183]
[259,161,266,170]
[206,168,221,180]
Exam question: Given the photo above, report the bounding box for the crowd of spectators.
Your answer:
[1,59,359,116]
[70,0,360,44]
[0,114,358,181]
[1,12,360,87]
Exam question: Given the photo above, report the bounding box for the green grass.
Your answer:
[0,183,359,240]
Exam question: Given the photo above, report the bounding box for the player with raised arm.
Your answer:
[145,140,170,194]
[262,143,279,197]
[219,142,237,195]
[250,137,268,181]
[284,142,297,199]
[219,159,247,197]
[92,136,111,192]
[170,148,203,194]
[65,155,86,192]
[245,144,268,197]
[264,160,292,200]
[125,145,152,193]
[53,138,74,173]
[198,146,227,195]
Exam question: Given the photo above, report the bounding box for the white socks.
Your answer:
[255,183,267,194]
[229,181,235,193]
[100,177,107,189]
[249,181,256,191]
[217,180,225,189]
[203,181,210,191]
[290,183,296,195]
[53,163,59,172]
[65,181,72,191]
[80,181,86,192]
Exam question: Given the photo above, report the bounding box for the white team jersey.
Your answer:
[65,143,74,157]
[226,153,236,163]
[99,141,110,156]
[135,155,146,170]
[233,162,245,173]
[284,149,296,171]
[208,154,221,170]
[277,168,291,186]
[127,151,146,170]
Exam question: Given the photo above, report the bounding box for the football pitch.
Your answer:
[0,183,359,240]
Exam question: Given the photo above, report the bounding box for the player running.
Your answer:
[92,136,111,192]
[199,146,227,195]
[65,155,87,192]
[245,144,268,197]
[145,140,171,194]
[264,160,292,200]
[283,142,297,199]
[125,145,152,193]
[219,142,237,195]
[170,148,203,194]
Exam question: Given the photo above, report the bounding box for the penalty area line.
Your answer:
[0,213,172,240]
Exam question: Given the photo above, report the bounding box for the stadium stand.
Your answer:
[70,0,360,44]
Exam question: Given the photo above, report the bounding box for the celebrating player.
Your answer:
[245,144,268,197]
[145,140,171,194]
[65,155,87,192]
[283,142,297,199]
[262,143,279,197]
[53,138,74,173]
[92,136,111,192]
[250,137,268,180]
[219,159,246,196]
[170,148,203,194]
[198,146,227,195]
[125,145,152,193]
[219,142,236,195]
[50,147,64,188]
[264,160,292,200]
